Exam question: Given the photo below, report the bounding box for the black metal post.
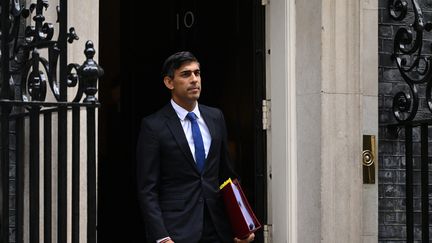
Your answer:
[79,40,102,243]
[0,106,11,243]
[0,0,12,240]
[72,107,80,243]
[87,106,97,243]
[58,0,69,242]
[44,112,52,243]
[57,110,67,243]
[405,125,413,243]
[29,108,41,243]
[15,117,24,243]
[420,124,429,242]
[59,0,68,100]
[1,0,11,99]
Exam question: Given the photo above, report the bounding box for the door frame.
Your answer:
[266,0,298,242]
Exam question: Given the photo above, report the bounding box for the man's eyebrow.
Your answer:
[179,69,200,74]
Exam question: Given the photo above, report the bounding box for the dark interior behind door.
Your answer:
[98,1,266,242]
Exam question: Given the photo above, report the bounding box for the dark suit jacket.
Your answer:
[136,103,237,243]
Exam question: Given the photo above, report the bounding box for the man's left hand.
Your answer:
[234,233,255,243]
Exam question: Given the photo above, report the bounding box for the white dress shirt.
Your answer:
[170,99,211,160]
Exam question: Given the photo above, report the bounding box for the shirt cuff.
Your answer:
[156,236,171,243]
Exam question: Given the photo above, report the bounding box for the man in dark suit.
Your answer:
[136,51,255,243]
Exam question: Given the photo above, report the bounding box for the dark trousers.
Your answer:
[199,204,223,243]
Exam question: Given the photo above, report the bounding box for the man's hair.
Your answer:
[161,51,199,78]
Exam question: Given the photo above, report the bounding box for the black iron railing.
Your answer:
[389,0,432,242]
[0,0,102,242]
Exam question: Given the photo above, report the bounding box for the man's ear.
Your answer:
[164,76,174,90]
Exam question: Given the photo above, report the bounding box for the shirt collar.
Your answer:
[170,99,202,121]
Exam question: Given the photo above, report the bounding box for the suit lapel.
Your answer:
[199,105,217,171]
[163,104,200,174]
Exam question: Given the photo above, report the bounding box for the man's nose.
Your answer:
[190,73,199,82]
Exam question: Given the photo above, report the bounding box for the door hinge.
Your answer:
[264,224,272,243]
[262,0,269,6]
[262,99,271,130]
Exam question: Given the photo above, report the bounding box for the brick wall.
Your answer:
[379,0,432,241]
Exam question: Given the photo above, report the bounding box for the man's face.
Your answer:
[164,61,201,107]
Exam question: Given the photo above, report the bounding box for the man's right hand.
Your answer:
[158,238,174,243]
[234,233,255,242]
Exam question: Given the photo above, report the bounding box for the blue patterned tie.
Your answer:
[186,112,205,173]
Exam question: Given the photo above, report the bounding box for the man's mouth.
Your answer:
[188,87,200,91]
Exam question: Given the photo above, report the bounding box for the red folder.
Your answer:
[219,178,261,239]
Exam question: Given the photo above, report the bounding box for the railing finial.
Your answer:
[79,41,103,103]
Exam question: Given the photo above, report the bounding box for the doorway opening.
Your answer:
[98,1,266,242]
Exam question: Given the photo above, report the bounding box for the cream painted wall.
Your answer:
[69,0,99,69]
[295,0,322,242]
[361,0,378,242]
[321,0,363,242]
[267,0,378,242]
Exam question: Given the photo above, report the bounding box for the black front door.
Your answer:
[98,1,266,242]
